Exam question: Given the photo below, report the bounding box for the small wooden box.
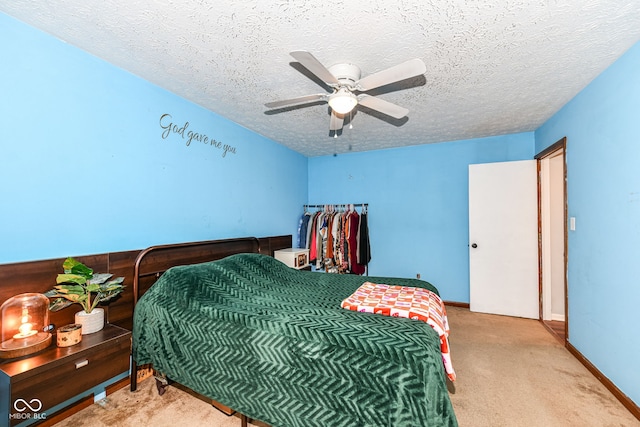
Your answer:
[274,248,310,269]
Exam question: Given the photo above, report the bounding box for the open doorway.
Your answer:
[536,137,567,343]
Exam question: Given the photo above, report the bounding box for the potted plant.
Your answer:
[45,257,125,334]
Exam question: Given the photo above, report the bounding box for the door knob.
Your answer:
[471,243,478,248]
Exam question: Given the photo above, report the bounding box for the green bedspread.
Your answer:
[132,253,458,427]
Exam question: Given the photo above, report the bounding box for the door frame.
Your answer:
[535,137,568,343]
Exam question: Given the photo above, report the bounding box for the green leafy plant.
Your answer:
[44,257,125,313]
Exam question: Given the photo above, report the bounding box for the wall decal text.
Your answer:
[159,113,237,157]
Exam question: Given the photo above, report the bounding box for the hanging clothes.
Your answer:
[325,212,335,260]
[347,210,366,275]
[338,209,349,272]
[298,211,312,248]
[306,211,316,253]
[357,209,371,266]
[308,211,321,263]
[317,211,328,269]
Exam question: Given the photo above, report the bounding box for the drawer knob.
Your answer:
[75,359,89,369]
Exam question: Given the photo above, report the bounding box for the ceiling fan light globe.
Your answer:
[328,89,358,115]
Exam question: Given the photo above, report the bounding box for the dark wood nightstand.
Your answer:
[0,324,131,426]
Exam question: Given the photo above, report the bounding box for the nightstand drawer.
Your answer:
[1,324,131,425]
[12,334,129,409]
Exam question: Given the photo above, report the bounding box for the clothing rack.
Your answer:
[304,203,368,211]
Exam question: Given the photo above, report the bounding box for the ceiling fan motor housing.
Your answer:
[328,63,361,87]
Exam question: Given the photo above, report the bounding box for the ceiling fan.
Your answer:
[265,51,427,135]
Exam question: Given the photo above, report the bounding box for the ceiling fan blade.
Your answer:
[290,51,340,87]
[265,93,327,109]
[329,111,344,131]
[356,58,426,92]
[357,95,409,119]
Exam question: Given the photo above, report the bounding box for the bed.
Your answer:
[130,238,458,427]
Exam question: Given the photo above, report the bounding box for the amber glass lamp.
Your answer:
[0,293,52,359]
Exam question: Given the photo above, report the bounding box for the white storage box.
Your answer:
[274,248,310,269]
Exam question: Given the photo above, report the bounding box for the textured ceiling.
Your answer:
[2,1,640,157]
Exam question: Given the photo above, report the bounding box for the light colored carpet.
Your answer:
[54,307,639,427]
[445,307,639,427]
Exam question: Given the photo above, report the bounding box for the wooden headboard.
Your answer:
[132,237,261,305]
[0,235,291,331]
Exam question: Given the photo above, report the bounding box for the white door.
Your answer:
[469,160,539,319]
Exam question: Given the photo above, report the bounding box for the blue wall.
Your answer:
[536,41,640,406]
[0,12,307,264]
[308,133,534,302]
